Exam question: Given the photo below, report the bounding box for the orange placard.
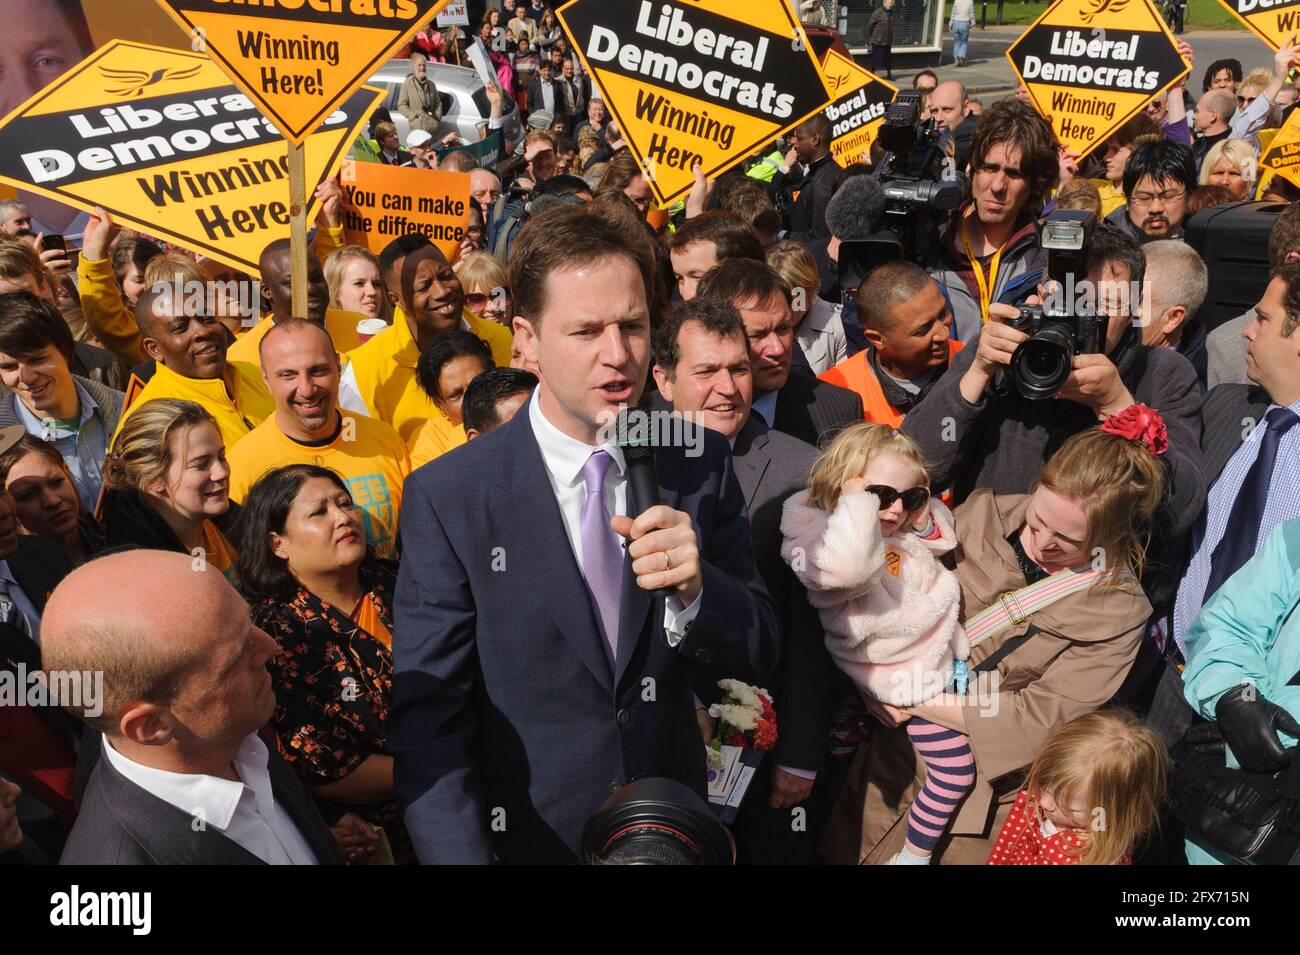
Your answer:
[339,159,469,259]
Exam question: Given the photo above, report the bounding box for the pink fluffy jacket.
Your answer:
[780,489,969,707]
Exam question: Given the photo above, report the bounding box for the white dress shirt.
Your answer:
[102,734,319,865]
[528,392,701,645]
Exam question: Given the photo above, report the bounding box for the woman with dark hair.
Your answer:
[0,433,104,566]
[409,329,493,467]
[235,464,411,863]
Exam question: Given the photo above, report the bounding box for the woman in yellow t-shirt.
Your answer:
[99,398,240,586]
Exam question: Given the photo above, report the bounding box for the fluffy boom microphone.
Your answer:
[824,174,887,243]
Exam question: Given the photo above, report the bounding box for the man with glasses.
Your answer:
[1106,139,1197,244]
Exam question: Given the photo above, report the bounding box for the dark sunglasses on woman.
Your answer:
[867,484,930,512]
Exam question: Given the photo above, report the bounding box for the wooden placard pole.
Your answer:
[288,142,308,319]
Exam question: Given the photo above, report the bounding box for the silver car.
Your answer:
[367,59,522,154]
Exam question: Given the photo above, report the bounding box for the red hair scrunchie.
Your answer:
[1100,403,1168,456]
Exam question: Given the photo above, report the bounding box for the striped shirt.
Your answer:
[1173,397,1300,656]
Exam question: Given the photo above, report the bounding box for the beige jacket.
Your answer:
[822,488,1151,862]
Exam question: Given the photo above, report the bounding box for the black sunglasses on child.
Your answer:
[867,484,930,512]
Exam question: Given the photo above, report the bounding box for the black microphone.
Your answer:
[617,408,673,600]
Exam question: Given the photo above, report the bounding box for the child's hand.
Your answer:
[841,477,872,496]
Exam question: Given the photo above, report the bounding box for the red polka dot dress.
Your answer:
[986,790,1130,865]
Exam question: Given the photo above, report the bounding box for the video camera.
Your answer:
[1004,209,1104,401]
[836,90,964,289]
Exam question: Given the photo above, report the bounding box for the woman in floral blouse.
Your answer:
[235,464,412,864]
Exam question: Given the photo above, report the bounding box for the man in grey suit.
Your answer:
[43,551,348,865]
[1206,201,1300,388]
[653,299,839,864]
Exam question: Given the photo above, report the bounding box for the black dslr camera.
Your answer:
[1005,209,1103,401]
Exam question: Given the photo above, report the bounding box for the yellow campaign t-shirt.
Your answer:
[343,307,512,448]
[226,310,365,367]
[114,361,273,452]
[409,417,467,469]
[227,410,410,560]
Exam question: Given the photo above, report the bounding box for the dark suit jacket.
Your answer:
[391,407,781,864]
[695,416,837,773]
[770,368,864,450]
[0,538,79,860]
[60,733,344,865]
[526,76,563,117]
[1201,383,1271,482]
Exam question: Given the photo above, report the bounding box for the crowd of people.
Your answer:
[2,4,1300,868]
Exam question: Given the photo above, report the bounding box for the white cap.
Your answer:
[407,129,433,149]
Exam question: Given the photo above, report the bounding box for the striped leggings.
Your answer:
[905,718,977,852]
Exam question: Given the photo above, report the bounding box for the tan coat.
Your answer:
[820,489,1151,864]
[396,74,443,135]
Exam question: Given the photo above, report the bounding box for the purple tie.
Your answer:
[580,449,624,663]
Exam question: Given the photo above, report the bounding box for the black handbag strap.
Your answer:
[974,625,1039,673]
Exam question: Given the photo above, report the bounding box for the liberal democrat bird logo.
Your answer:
[99,65,203,97]
[1078,0,1131,23]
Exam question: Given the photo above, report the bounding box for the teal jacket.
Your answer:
[1183,517,1300,758]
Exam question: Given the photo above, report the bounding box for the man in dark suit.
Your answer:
[652,299,838,864]
[697,259,862,449]
[392,203,781,864]
[0,426,78,863]
[42,551,346,865]
[1150,263,1300,744]
[526,60,563,121]
[558,56,589,135]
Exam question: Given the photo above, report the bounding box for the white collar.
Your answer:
[527,389,626,488]
[101,733,272,834]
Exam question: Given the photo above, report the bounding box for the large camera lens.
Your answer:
[1010,323,1075,400]
[581,778,735,865]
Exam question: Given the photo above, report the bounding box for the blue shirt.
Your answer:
[14,379,108,511]
[1173,396,1300,656]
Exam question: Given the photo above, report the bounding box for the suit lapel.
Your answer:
[95,754,264,865]
[731,416,771,511]
[499,413,615,692]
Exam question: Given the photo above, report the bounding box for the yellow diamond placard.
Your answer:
[1261,108,1300,187]
[557,0,836,206]
[1216,0,1300,51]
[152,0,450,144]
[0,41,380,275]
[820,49,897,168]
[1007,0,1189,157]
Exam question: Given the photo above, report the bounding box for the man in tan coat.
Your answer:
[396,53,443,136]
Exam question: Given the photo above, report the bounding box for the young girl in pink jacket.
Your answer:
[781,423,972,865]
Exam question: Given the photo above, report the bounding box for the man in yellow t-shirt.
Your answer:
[227,239,361,367]
[115,283,273,450]
[339,239,511,448]
[227,319,409,559]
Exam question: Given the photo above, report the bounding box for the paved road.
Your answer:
[887,25,1275,98]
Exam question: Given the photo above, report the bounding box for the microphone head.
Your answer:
[826,175,886,242]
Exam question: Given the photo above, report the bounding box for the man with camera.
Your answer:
[927,99,1060,344]
[903,223,1206,604]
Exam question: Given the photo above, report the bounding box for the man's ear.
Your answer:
[118,702,174,748]
[513,315,540,366]
[652,363,674,403]
[1161,305,1188,338]
[142,336,164,365]
[863,326,886,353]
[260,282,274,315]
